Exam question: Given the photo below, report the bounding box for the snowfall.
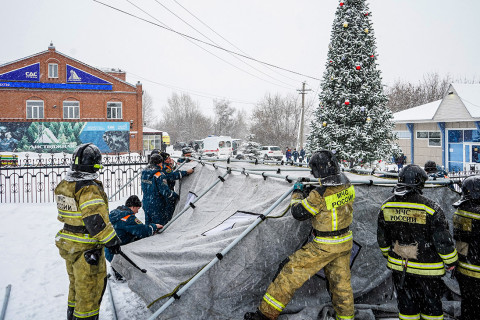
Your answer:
[0,149,402,320]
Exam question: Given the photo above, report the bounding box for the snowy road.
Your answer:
[0,201,152,320]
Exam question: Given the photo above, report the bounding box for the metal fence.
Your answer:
[0,153,148,203]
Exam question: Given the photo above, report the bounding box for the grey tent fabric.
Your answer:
[113,162,461,320]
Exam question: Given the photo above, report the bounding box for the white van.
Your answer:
[202,136,233,157]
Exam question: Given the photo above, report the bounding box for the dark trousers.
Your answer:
[392,272,445,318]
[457,272,480,320]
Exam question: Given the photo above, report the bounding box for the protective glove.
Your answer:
[293,182,304,191]
[108,243,122,255]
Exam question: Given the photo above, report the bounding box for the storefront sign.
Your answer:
[0,121,129,153]
[0,63,40,82]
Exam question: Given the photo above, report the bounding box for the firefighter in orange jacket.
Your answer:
[55,143,121,320]
[245,150,355,320]
[377,164,458,320]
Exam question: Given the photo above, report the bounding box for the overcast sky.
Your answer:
[1,0,479,119]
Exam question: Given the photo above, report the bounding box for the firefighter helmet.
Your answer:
[424,160,437,174]
[71,143,103,173]
[398,164,428,189]
[309,150,340,179]
[460,175,480,201]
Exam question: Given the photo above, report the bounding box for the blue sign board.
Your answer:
[66,64,111,85]
[0,63,40,82]
[0,82,112,90]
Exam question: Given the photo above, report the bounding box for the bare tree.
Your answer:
[385,73,480,113]
[142,91,156,127]
[250,93,309,149]
[155,93,213,143]
[213,99,248,139]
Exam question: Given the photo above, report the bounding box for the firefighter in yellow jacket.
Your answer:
[245,150,355,320]
[377,164,458,320]
[55,143,121,320]
[452,175,480,320]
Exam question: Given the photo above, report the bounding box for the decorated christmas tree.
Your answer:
[307,0,397,165]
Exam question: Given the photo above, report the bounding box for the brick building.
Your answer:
[0,43,143,154]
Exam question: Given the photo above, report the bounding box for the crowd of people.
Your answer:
[53,143,479,320]
[285,147,306,163]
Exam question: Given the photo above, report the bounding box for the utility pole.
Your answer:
[297,82,311,150]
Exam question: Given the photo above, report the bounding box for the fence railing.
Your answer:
[0,153,148,203]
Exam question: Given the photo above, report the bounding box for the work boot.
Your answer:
[244,310,270,320]
[67,306,74,320]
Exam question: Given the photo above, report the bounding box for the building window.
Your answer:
[143,135,162,151]
[417,131,441,147]
[63,101,80,119]
[26,100,44,119]
[107,102,122,119]
[394,131,410,139]
[48,63,58,78]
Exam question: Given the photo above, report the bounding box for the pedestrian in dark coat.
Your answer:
[285,148,292,161]
[299,149,305,163]
[292,148,299,162]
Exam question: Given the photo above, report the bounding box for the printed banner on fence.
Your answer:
[0,122,130,153]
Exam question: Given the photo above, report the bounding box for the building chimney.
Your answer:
[48,42,55,51]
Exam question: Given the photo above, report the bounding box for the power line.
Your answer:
[171,0,302,84]
[151,0,297,89]
[125,0,294,90]
[93,0,321,81]
[127,70,257,105]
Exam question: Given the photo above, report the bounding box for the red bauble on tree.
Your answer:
[340,2,344,7]
[356,65,361,70]
[344,100,350,106]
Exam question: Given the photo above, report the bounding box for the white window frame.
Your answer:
[416,131,441,147]
[48,63,58,78]
[63,101,80,119]
[26,100,44,119]
[394,131,410,139]
[107,101,122,119]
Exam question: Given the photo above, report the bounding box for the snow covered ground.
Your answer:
[0,200,152,320]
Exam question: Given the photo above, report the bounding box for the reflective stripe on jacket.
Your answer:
[290,179,354,233]
[55,179,119,247]
[453,201,480,279]
[377,192,457,277]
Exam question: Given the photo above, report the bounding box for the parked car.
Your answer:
[259,146,283,160]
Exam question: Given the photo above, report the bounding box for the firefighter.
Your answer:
[245,150,355,320]
[55,143,121,320]
[141,153,193,225]
[452,175,480,320]
[377,164,458,320]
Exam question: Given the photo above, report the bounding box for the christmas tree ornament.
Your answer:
[364,28,369,34]
[344,100,350,106]
[329,60,333,63]
[360,106,366,112]
[364,12,369,16]
[370,54,375,58]
[366,117,371,122]
[343,21,349,28]
[322,121,327,127]
[339,2,344,7]
[356,65,361,70]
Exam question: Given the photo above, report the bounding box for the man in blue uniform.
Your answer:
[105,195,162,280]
[141,154,194,225]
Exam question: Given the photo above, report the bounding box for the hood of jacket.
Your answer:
[109,205,134,224]
[142,165,162,180]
